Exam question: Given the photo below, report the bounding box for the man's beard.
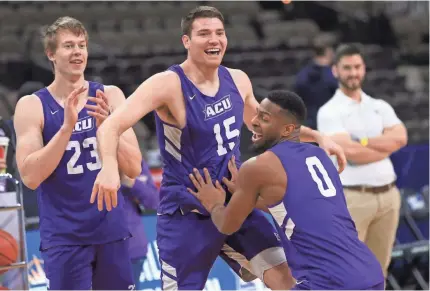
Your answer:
[339,77,362,91]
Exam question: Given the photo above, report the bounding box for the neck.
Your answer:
[276,129,301,145]
[48,72,86,100]
[182,59,218,84]
[339,85,362,102]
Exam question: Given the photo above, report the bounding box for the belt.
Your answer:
[343,182,396,194]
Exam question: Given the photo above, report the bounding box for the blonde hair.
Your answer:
[43,16,88,53]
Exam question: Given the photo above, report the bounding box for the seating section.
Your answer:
[0,1,428,146]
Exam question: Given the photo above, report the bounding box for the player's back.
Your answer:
[268,141,384,289]
[155,65,243,215]
[34,82,129,249]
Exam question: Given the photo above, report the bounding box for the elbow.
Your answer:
[21,175,40,190]
[218,222,239,235]
[125,162,142,179]
[399,134,408,148]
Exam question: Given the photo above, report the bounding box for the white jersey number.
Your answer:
[213,116,240,156]
[305,156,336,197]
[66,137,101,175]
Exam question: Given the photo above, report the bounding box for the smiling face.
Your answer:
[46,29,88,78]
[332,54,366,91]
[44,17,88,79]
[250,99,295,152]
[181,6,227,68]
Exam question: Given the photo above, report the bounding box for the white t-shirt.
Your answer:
[317,89,402,186]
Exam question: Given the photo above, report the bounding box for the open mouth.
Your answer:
[70,60,83,64]
[204,48,221,56]
[251,131,263,142]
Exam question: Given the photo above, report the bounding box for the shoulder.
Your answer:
[15,94,43,112]
[317,97,338,117]
[226,67,251,85]
[14,94,44,128]
[370,97,393,110]
[225,67,252,101]
[240,151,281,180]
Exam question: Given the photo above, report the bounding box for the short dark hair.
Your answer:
[333,43,363,64]
[181,6,225,37]
[267,90,307,125]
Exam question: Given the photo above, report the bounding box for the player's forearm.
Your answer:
[299,126,320,142]
[117,136,142,179]
[20,126,73,190]
[97,117,121,169]
[211,204,239,235]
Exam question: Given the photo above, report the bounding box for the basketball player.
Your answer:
[188,90,385,290]
[92,6,346,290]
[13,17,141,290]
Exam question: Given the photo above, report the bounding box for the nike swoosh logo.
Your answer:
[51,110,59,115]
[189,94,196,100]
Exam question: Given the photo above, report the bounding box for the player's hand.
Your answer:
[222,155,238,193]
[187,168,226,213]
[316,134,346,173]
[63,86,86,131]
[85,89,110,128]
[90,166,120,211]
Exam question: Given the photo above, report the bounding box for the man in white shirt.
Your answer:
[317,43,408,278]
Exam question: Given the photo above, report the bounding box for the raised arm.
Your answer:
[92,72,178,211]
[104,85,142,178]
[97,72,177,170]
[15,87,85,189]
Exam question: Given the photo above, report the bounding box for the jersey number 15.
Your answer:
[213,116,240,156]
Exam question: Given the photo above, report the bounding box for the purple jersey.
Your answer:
[34,82,129,249]
[268,141,384,289]
[155,65,243,215]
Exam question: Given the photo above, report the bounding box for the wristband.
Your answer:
[359,137,369,147]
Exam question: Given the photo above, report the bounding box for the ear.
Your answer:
[182,35,191,50]
[331,64,338,79]
[46,49,55,62]
[282,124,296,137]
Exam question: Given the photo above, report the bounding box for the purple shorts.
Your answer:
[41,238,134,290]
[156,209,286,290]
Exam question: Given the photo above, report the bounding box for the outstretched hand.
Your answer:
[187,168,225,213]
[222,155,238,193]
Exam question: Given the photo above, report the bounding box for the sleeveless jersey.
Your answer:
[155,65,244,215]
[268,141,383,289]
[34,81,130,249]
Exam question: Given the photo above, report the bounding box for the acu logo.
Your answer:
[203,95,233,121]
[72,116,94,134]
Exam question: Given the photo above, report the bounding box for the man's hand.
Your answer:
[316,134,347,173]
[222,155,238,193]
[187,168,226,213]
[90,165,120,211]
[85,89,110,128]
[63,86,86,131]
